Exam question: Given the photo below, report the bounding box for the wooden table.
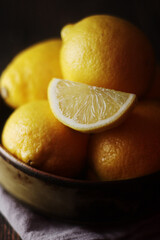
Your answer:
[0,214,21,240]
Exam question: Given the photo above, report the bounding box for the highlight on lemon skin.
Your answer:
[0,38,62,108]
[1,100,89,178]
[48,78,137,133]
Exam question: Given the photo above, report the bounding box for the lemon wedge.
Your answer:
[48,79,137,133]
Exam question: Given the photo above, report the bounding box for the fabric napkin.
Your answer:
[0,185,160,240]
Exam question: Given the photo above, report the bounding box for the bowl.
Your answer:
[0,98,160,223]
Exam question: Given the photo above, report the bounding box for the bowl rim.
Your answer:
[1,144,160,189]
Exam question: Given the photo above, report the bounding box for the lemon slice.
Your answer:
[48,78,137,133]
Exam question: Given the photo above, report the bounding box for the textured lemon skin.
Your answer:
[0,39,62,108]
[2,101,89,178]
[88,101,160,181]
[61,15,155,97]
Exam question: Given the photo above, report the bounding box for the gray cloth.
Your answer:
[0,185,160,240]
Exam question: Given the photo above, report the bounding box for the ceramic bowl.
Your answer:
[0,98,160,222]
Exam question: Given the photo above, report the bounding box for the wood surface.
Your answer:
[0,214,21,240]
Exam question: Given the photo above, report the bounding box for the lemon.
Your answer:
[60,15,155,97]
[48,78,136,133]
[1,100,89,178]
[88,100,160,181]
[0,39,62,108]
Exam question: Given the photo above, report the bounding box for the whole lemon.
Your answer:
[0,39,62,108]
[61,15,155,97]
[1,100,89,178]
[88,100,160,181]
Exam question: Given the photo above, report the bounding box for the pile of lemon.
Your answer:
[1,15,160,181]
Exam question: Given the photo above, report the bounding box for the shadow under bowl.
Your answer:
[0,98,160,223]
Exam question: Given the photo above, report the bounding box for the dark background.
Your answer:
[0,0,160,73]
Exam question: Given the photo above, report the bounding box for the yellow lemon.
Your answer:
[48,78,136,133]
[61,15,155,97]
[88,100,160,181]
[0,39,62,108]
[1,100,89,178]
